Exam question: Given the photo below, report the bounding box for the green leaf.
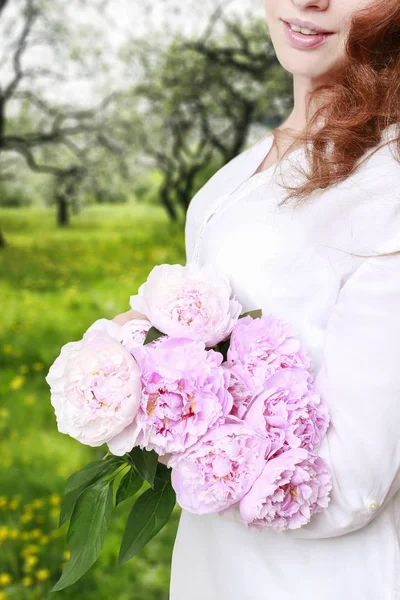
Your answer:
[116,468,143,506]
[128,447,159,487]
[51,481,113,592]
[59,456,121,528]
[144,326,165,345]
[239,309,263,320]
[155,461,172,483]
[118,479,176,566]
[215,336,231,361]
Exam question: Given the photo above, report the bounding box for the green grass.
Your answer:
[0,204,186,600]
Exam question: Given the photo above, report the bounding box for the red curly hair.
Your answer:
[273,0,400,256]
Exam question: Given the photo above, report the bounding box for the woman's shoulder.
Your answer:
[310,129,400,259]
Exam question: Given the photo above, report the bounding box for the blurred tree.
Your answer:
[115,6,292,221]
[0,0,121,230]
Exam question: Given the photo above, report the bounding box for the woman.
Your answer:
[115,0,400,597]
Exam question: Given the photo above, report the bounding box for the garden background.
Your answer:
[0,0,293,597]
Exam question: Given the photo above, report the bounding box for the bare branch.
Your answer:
[4,0,37,100]
[5,142,77,176]
[199,0,236,44]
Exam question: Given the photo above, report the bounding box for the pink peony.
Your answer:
[169,418,270,514]
[240,448,332,531]
[119,318,164,354]
[119,318,152,353]
[129,262,242,347]
[45,320,142,448]
[226,315,311,419]
[109,337,233,456]
[244,367,329,458]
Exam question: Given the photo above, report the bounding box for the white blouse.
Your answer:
[170,124,400,600]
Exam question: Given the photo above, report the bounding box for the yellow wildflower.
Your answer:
[2,344,12,354]
[22,576,33,587]
[39,535,49,544]
[19,365,29,374]
[20,513,33,524]
[9,497,20,511]
[21,544,39,557]
[0,498,7,509]
[24,395,36,406]
[0,409,8,418]
[49,493,61,506]
[20,532,31,541]
[24,555,38,568]
[0,573,12,585]
[9,375,24,390]
[36,569,50,581]
[0,528,8,542]
[50,508,60,520]
[63,549,70,560]
[0,592,6,600]
[32,499,44,509]
[33,363,44,372]
[31,528,42,539]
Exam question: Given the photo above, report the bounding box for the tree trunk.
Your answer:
[57,195,69,227]
[160,183,178,222]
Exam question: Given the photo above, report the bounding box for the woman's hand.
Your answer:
[112,309,148,326]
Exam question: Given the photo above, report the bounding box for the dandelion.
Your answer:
[0,497,7,509]
[36,569,50,581]
[9,375,25,390]
[24,395,36,406]
[21,545,39,557]
[24,555,38,569]
[39,534,49,544]
[31,528,42,539]
[0,573,12,585]
[50,508,60,522]
[20,513,33,524]
[33,363,44,372]
[49,493,61,507]
[0,592,6,600]
[22,576,33,587]
[0,409,8,419]
[32,499,44,509]
[63,549,70,560]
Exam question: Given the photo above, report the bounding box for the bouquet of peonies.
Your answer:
[46,262,332,591]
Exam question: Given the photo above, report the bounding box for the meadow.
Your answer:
[0,204,187,600]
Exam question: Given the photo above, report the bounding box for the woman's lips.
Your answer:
[282,19,335,50]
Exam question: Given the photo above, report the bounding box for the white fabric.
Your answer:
[170,125,400,599]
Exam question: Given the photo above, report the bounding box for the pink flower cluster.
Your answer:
[46,262,332,532]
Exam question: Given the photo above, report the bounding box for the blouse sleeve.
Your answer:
[282,234,400,539]
[185,193,200,265]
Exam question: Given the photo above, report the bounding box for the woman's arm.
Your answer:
[281,238,400,539]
